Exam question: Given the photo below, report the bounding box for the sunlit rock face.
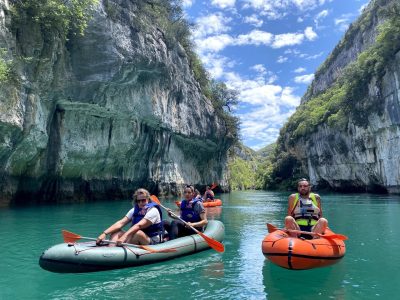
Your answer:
[285,0,400,193]
[0,0,231,206]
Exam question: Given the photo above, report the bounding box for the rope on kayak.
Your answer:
[123,245,141,258]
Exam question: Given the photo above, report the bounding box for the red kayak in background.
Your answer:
[175,199,222,208]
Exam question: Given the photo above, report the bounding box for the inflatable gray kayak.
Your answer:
[39,220,224,273]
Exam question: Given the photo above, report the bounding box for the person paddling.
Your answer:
[96,188,164,246]
[285,178,328,238]
[168,185,208,240]
[203,185,215,202]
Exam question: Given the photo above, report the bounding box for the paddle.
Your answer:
[266,223,348,241]
[62,230,176,253]
[210,183,218,190]
[150,195,225,253]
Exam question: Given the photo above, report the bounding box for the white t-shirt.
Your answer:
[126,207,161,224]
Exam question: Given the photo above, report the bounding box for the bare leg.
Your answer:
[312,218,328,234]
[126,230,151,245]
[285,216,300,237]
[108,231,125,247]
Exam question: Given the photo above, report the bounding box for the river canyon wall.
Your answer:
[281,0,400,193]
[0,0,232,206]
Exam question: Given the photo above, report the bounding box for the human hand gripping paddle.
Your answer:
[62,230,176,253]
[150,195,225,253]
[266,223,348,240]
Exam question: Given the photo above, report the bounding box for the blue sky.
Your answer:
[182,0,370,150]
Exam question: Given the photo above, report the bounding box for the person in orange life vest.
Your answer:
[285,178,328,237]
[167,185,208,240]
[96,188,164,246]
[203,185,215,202]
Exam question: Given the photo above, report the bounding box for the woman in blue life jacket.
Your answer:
[203,185,215,202]
[96,188,164,246]
[168,185,208,240]
[285,178,328,238]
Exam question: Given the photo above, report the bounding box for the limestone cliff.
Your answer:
[0,0,233,206]
[278,0,400,193]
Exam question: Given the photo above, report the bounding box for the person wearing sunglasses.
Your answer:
[96,188,164,246]
[168,185,208,240]
[285,178,328,238]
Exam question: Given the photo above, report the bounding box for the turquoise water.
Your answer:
[1,191,400,299]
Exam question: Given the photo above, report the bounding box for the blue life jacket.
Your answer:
[180,199,201,222]
[132,202,163,238]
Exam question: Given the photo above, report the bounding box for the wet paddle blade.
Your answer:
[267,223,277,233]
[266,223,348,241]
[210,183,218,190]
[198,231,225,253]
[317,233,348,241]
[62,230,82,243]
[150,195,161,205]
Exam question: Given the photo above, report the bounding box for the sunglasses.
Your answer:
[136,198,147,203]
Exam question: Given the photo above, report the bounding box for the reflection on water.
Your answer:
[262,260,347,300]
[1,191,400,299]
[206,206,222,219]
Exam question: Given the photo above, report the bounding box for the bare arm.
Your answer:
[118,218,153,243]
[287,194,296,216]
[97,216,130,242]
[315,193,322,217]
[188,211,208,228]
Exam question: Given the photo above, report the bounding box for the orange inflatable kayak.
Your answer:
[262,227,346,270]
[175,199,222,208]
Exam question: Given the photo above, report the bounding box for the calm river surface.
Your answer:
[1,190,400,299]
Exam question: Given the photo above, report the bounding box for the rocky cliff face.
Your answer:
[0,0,231,206]
[284,0,400,193]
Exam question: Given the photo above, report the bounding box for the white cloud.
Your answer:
[334,13,354,32]
[250,64,267,74]
[243,14,264,27]
[222,71,301,148]
[272,32,304,48]
[211,0,236,9]
[294,67,306,73]
[294,73,315,84]
[293,0,326,11]
[304,26,317,41]
[193,13,231,39]
[182,0,194,8]
[196,34,234,53]
[243,0,327,21]
[236,30,273,46]
[315,9,329,28]
[277,56,288,63]
[358,3,368,14]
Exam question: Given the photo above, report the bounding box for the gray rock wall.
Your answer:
[280,0,400,193]
[0,0,231,206]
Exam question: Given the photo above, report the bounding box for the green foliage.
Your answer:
[134,1,239,143]
[228,157,257,190]
[10,0,99,40]
[281,8,400,145]
[0,49,11,82]
[260,1,400,190]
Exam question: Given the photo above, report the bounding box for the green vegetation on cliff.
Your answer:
[283,4,400,145]
[10,0,99,39]
[0,49,11,82]
[262,0,400,189]
[228,143,276,190]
